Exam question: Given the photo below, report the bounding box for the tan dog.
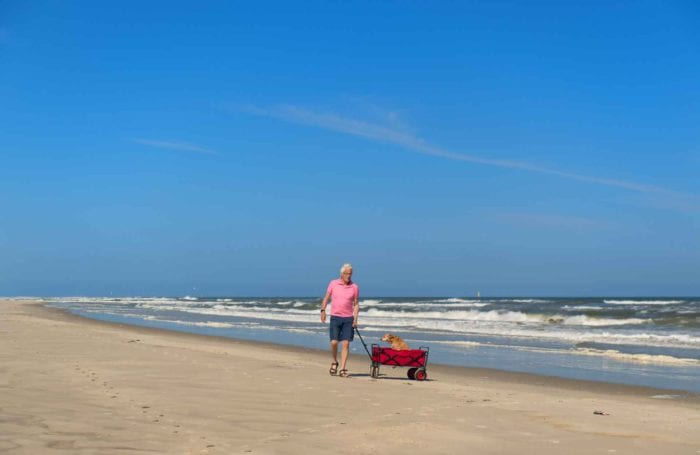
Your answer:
[381,333,410,350]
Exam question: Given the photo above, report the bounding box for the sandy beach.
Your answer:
[1,299,698,454]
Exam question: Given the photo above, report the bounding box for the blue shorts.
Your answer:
[329,316,354,342]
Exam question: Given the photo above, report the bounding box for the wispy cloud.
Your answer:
[242,104,699,212]
[130,138,219,156]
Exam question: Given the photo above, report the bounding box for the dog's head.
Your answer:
[381,333,396,343]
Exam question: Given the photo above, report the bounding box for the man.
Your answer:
[320,263,359,377]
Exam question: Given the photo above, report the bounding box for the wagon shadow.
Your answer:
[352,371,435,382]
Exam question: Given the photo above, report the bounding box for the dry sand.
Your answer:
[1,299,698,454]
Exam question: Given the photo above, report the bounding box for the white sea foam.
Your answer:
[139,317,320,333]
[562,305,603,311]
[473,344,700,366]
[364,308,532,322]
[47,297,176,305]
[262,300,307,307]
[362,301,489,309]
[136,301,261,313]
[183,321,236,328]
[557,315,646,326]
[363,308,646,326]
[428,340,483,348]
[435,298,482,303]
[574,348,700,366]
[530,329,699,349]
[604,300,683,305]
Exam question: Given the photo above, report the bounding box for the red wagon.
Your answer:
[369,344,430,380]
[355,327,430,380]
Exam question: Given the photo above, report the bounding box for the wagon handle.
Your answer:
[354,327,373,360]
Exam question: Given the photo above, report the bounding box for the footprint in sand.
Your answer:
[47,440,75,449]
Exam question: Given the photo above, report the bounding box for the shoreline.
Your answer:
[2,299,699,453]
[39,300,698,398]
[40,295,700,394]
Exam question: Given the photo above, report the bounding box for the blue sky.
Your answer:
[1,1,698,296]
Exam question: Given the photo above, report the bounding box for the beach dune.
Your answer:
[1,299,698,454]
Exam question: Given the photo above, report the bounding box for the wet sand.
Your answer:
[1,299,698,454]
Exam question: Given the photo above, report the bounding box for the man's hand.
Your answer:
[321,311,327,323]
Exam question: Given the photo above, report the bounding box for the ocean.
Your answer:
[44,296,700,393]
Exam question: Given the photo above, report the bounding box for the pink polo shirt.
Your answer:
[326,279,359,317]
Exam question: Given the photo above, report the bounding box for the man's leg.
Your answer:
[340,340,350,371]
[330,340,339,363]
[329,316,340,373]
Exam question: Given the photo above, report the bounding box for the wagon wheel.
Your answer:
[370,366,378,378]
[414,368,427,381]
[407,367,417,379]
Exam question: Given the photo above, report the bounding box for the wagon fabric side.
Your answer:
[370,344,429,380]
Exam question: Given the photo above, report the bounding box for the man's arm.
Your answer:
[320,291,331,323]
[352,289,359,327]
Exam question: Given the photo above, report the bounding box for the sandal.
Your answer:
[338,369,349,378]
[329,362,339,376]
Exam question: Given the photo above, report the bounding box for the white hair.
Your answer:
[340,263,353,274]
